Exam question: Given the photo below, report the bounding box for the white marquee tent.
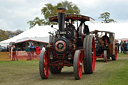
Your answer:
[0,23,128,46]
[0,25,56,46]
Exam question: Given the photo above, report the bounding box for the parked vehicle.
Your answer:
[90,30,117,62]
[0,46,7,52]
[39,8,96,80]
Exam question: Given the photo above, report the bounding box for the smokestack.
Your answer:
[57,8,66,31]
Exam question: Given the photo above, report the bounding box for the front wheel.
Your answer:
[104,50,107,62]
[39,50,50,79]
[74,50,83,80]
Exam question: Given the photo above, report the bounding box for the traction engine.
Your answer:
[39,8,96,80]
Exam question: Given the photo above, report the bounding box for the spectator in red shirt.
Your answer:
[35,45,41,59]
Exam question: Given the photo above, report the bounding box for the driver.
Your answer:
[65,19,76,40]
[83,24,90,35]
[66,19,75,30]
[102,33,110,45]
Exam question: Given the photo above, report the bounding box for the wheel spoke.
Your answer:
[78,52,82,78]
[44,68,47,76]
[78,61,80,67]
[43,62,47,67]
[78,61,82,68]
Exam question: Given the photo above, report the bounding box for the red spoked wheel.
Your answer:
[74,50,83,80]
[83,35,96,74]
[112,47,117,60]
[39,51,50,79]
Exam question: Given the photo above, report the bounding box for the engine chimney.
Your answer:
[57,8,66,31]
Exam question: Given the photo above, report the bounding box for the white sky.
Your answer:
[87,23,128,39]
[0,0,128,38]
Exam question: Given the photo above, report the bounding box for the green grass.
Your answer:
[0,53,128,85]
[102,53,128,85]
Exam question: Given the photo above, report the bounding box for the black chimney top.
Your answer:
[57,8,66,31]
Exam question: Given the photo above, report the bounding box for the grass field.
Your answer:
[0,53,128,85]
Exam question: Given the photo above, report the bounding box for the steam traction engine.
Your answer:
[39,8,96,80]
[90,30,117,62]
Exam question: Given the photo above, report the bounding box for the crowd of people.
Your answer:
[119,40,128,54]
[10,40,128,61]
[11,43,45,61]
[25,43,42,60]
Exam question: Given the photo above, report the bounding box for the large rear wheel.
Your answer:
[74,50,83,80]
[39,50,50,79]
[83,35,96,74]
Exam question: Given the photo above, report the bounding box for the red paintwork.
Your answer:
[43,52,50,78]
[47,49,84,67]
[78,51,83,78]
[49,60,73,67]
[49,14,92,22]
[95,53,104,58]
[92,38,96,72]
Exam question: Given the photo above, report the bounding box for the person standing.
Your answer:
[115,40,119,53]
[120,41,124,53]
[123,41,127,54]
[42,46,46,51]
[126,40,128,51]
[10,45,13,60]
[102,33,110,46]
[12,45,18,61]
[25,46,31,60]
[35,45,41,60]
[30,43,36,60]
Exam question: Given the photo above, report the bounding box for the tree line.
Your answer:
[0,29,23,41]
[28,0,116,28]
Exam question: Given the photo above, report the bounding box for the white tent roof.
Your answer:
[0,25,57,46]
[87,23,128,39]
[1,23,128,46]
[15,37,49,44]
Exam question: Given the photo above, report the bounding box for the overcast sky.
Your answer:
[0,0,128,31]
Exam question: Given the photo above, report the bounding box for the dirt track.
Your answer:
[0,54,128,85]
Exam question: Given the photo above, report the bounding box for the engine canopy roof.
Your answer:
[49,14,94,22]
[90,30,115,34]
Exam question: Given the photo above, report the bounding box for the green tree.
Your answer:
[99,12,116,23]
[27,17,46,28]
[0,29,8,41]
[28,1,80,28]
[5,30,23,38]
[41,1,80,22]
[15,29,23,35]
